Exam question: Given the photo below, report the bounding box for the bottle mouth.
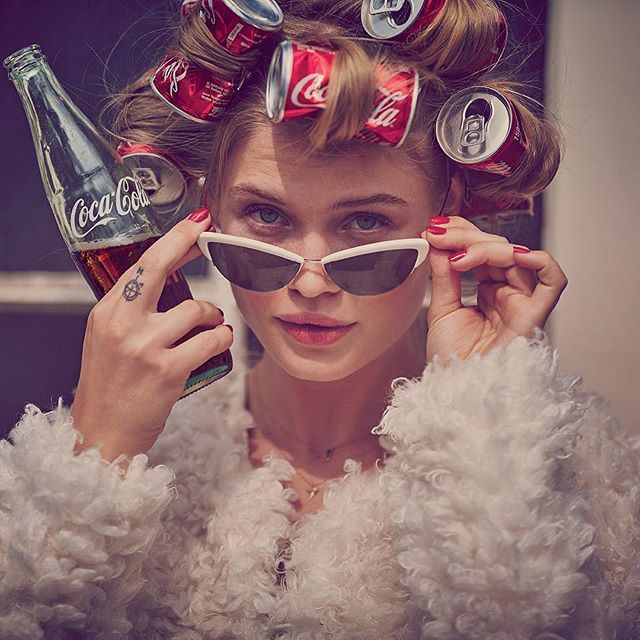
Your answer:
[3,44,44,76]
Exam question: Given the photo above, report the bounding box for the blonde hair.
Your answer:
[101,0,562,210]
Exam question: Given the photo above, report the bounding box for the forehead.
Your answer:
[220,122,436,209]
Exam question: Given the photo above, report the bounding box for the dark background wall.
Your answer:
[0,0,547,436]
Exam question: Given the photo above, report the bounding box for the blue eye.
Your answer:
[350,214,390,231]
[245,205,284,226]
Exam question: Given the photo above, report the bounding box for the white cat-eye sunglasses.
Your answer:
[197,231,430,296]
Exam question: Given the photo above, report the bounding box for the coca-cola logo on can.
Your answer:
[150,55,237,123]
[266,41,419,147]
[70,177,151,239]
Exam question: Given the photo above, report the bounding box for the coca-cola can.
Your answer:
[436,86,526,176]
[361,0,507,74]
[266,41,333,122]
[361,0,444,41]
[266,41,419,147]
[150,55,237,123]
[199,0,283,55]
[117,142,189,227]
[181,0,199,17]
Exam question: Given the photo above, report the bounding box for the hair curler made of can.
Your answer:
[361,0,507,75]
[198,0,283,54]
[181,0,199,17]
[436,86,526,176]
[149,55,237,123]
[265,41,419,147]
[116,142,190,230]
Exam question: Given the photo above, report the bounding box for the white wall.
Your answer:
[545,1,640,432]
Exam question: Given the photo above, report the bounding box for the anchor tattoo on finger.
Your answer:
[123,267,144,302]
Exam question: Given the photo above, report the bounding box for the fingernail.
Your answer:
[426,225,447,235]
[513,245,532,254]
[187,207,210,223]
[217,307,225,319]
[430,216,451,225]
[449,250,467,262]
[224,324,234,333]
[206,224,217,232]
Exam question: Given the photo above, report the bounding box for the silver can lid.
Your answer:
[265,41,293,123]
[220,0,284,31]
[120,151,188,227]
[361,0,424,40]
[436,86,513,165]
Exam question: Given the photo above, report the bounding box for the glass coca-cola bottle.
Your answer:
[4,44,232,398]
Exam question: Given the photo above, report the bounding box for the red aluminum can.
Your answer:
[354,67,420,147]
[199,0,283,54]
[149,55,237,123]
[181,0,199,17]
[266,41,419,147]
[361,0,444,41]
[361,0,506,75]
[116,142,189,228]
[266,42,333,121]
[436,86,526,176]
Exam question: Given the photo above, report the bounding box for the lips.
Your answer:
[276,318,355,346]
[277,313,354,327]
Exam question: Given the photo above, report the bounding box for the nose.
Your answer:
[288,259,341,297]
[286,234,340,297]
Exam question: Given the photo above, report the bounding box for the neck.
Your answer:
[246,309,427,468]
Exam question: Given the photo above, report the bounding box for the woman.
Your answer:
[1,0,638,638]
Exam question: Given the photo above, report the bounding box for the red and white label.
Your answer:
[278,43,418,147]
[150,55,236,122]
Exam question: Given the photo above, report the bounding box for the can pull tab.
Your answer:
[368,0,407,16]
[460,98,493,149]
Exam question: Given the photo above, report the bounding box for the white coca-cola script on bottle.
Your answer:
[70,176,151,239]
[291,73,329,108]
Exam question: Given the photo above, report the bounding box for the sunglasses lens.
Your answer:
[325,249,418,295]
[208,242,299,292]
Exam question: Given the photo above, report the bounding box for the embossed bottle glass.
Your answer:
[5,44,232,397]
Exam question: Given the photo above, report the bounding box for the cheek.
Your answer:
[356,265,428,333]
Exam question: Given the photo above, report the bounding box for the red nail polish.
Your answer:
[224,324,234,333]
[513,245,531,254]
[427,225,447,235]
[187,207,210,223]
[449,250,467,262]
[430,216,450,225]
[206,224,217,233]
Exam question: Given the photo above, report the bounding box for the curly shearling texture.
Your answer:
[1,328,638,639]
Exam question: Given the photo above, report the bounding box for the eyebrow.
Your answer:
[228,183,409,210]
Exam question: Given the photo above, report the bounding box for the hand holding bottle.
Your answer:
[71,210,233,464]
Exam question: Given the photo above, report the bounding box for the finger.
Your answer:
[427,215,509,244]
[124,208,211,312]
[511,248,569,313]
[170,323,234,375]
[149,299,225,347]
[423,238,464,326]
[447,241,538,295]
[174,243,206,273]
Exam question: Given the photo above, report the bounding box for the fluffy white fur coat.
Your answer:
[1,329,638,639]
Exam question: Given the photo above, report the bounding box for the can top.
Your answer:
[221,0,284,32]
[266,41,293,122]
[436,86,513,165]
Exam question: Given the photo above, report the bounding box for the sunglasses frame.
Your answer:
[197,231,430,294]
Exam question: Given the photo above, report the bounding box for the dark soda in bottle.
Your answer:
[5,44,232,397]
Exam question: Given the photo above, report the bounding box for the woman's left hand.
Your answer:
[422,215,569,366]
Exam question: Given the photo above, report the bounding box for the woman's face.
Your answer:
[213,123,443,382]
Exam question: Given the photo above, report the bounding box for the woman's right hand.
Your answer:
[71,209,232,465]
